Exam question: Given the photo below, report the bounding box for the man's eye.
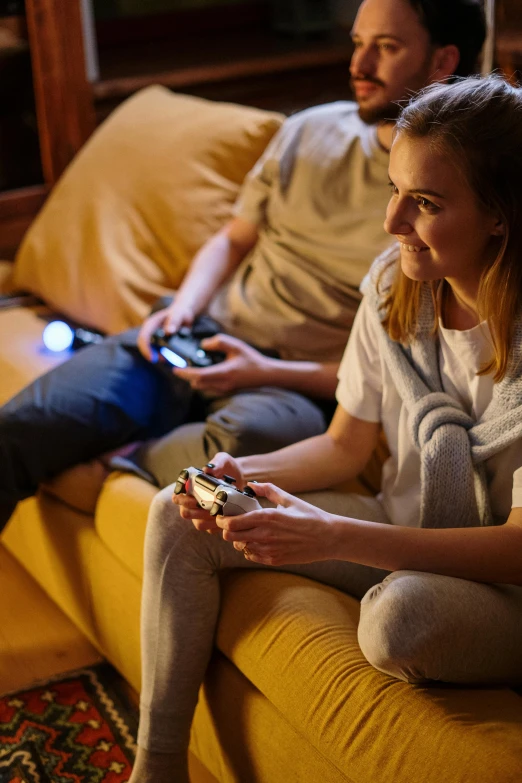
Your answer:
[388,181,398,195]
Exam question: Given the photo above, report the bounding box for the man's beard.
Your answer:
[351,52,437,126]
[357,97,404,125]
[350,78,406,125]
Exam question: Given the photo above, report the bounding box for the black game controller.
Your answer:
[174,467,260,516]
[151,327,226,369]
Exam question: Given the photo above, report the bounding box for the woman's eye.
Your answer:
[416,197,437,211]
[388,181,398,195]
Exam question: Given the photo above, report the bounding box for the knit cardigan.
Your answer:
[362,247,522,528]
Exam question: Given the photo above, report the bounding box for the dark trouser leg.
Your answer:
[133,387,334,488]
[0,329,193,531]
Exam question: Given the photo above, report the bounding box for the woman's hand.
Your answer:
[171,454,245,532]
[172,491,222,534]
[137,302,195,362]
[204,452,246,487]
[172,334,272,395]
[216,483,338,565]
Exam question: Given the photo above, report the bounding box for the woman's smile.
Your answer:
[399,242,429,253]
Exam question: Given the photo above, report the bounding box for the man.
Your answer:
[0,0,486,530]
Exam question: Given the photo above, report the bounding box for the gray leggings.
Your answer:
[138,487,522,753]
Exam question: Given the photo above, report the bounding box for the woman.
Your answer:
[129,75,522,783]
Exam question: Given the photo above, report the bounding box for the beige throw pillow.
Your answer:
[11,87,283,334]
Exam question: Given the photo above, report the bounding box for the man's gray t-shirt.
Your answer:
[208,101,392,362]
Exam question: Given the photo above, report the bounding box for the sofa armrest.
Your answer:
[0,260,43,308]
[0,261,14,294]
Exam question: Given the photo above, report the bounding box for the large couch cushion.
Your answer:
[217,570,522,783]
[10,87,284,334]
[95,471,156,578]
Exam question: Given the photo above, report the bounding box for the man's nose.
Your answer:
[350,44,378,78]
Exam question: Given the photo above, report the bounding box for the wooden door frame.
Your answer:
[25,0,96,186]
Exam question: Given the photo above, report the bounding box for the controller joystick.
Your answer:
[173,467,260,516]
[174,469,190,495]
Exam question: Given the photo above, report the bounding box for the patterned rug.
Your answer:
[0,664,137,782]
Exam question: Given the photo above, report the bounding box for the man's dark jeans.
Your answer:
[0,329,332,531]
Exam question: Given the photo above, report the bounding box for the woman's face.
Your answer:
[384,132,502,295]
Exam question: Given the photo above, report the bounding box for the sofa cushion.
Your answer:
[94,471,157,578]
[217,570,522,783]
[10,87,284,335]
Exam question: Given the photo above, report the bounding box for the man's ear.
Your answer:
[429,44,461,83]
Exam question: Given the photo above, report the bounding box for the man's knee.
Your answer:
[358,571,446,683]
[204,390,328,457]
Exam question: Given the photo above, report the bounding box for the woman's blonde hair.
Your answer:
[381,75,522,381]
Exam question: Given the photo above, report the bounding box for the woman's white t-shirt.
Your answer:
[336,297,522,526]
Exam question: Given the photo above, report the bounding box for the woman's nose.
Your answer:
[384,196,412,237]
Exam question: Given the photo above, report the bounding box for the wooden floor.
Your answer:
[0,543,218,782]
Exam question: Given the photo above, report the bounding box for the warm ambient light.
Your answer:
[42,321,74,352]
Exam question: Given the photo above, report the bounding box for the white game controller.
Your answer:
[174,466,260,516]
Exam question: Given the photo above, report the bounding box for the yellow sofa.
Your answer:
[1,88,522,782]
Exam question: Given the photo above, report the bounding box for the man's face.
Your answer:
[350,0,442,124]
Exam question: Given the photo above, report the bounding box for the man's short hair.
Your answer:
[408,0,487,77]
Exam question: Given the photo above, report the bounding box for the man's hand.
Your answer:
[137,302,195,362]
[216,482,338,565]
[172,334,272,394]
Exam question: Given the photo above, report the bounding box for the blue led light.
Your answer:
[42,321,74,352]
[159,346,188,368]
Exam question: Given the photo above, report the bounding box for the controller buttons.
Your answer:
[223,474,237,485]
[173,469,190,495]
[209,501,222,516]
[243,486,256,498]
[216,490,228,501]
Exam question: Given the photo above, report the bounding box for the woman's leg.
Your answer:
[131,487,389,782]
[358,570,522,684]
